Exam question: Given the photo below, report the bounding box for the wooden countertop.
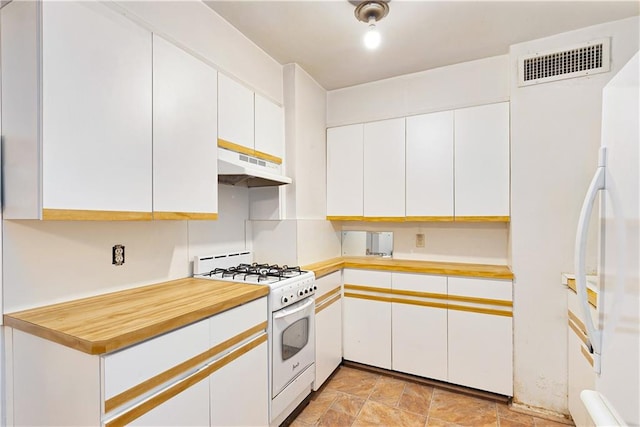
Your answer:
[303,257,513,280]
[3,278,269,356]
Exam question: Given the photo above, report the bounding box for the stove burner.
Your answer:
[205,263,305,283]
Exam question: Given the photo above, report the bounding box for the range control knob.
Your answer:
[298,289,304,297]
[313,285,317,291]
[281,296,289,304]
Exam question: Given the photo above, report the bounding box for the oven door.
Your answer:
[272,296,315,398]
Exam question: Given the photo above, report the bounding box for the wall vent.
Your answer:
[518,38,610,87]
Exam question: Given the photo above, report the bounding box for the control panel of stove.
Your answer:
[271,273,316,310]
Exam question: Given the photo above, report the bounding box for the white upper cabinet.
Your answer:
[405,111,454,219]
[326,124,364,218]
[454,102,510,219]
[1,1,153,219]
[218,73,255,151]
[363,118,406,218]
[152,35,218,219]
[255,94,285,162]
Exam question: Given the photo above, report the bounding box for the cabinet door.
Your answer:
[152,35,218,219]
[392,273,448,382]
[343,269,391,369]
[314,272,343,390]
[447,277,513,395]
[42,1,152,214]
[210,340,269,427]
[218,73,254,151]
[255,94,284,161]
[454,102,510,218]
[406,111,454,219]
[363,118,406,218]
[326,124,364,218]
[129,380,210,427]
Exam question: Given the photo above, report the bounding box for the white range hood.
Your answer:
[217,147,292,187]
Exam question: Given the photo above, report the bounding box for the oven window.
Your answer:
[282,317,309,361]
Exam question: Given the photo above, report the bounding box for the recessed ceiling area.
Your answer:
[203,1,639,90]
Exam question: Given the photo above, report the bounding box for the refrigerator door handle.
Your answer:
[574,155,605,373]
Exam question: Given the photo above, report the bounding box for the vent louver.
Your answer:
[518,38,610,86]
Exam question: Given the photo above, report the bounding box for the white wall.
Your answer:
[327,55,509,126]
[509,16,639,415]
[111,1,283,104]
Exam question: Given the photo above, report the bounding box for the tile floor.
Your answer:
[290,366,573,427]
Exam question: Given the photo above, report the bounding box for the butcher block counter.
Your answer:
[303,256,514,280]
[3,278,269,355]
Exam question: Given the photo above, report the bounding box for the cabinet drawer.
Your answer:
[448,277,512,300]
[103,318,210,401]
[315,271,341,299]
[392,272,447,294]
[210,297,267,347]
[343,269,391,289]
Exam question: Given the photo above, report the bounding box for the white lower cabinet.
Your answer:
[129,381,210,427]
[210,340,269,426]
[341,269,513,396]
[447,277,513,396]
[343,269,392,369]
[391,273,448,382]
[8,297,269,427]
[314,272,343,390]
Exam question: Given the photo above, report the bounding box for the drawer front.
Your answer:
[315,271,341,299]
[392,272,447,293]
[210,297,267,347]
[103,318,210,400]
[343,268,391,289]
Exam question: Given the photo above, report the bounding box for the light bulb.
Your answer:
[363,22,381,50]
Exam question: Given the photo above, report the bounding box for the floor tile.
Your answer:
[499,418,532,427]
[369,376,407,406]
[331,392,367,417]
[532,417,572,426]
[318,408,356,427]
[354,400,426,427]
[428,389,497,425]
[325,367,380,399]
[496,405,535,425]
[398,382,434,416]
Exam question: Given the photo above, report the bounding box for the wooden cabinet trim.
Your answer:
[580,345,595,367]
[567,278,598,308]
[104,321,266,413]
[152,212,218,220]
[105,333,266,427]
[218,138,282,165]
[447,304,512,317]
[454,216,510,222]
[326,216,365,221]
[345,284,511,316]
[316,294,342,314]
[42,209,153,221]
[315,286,342,305]
[326,216,509,223]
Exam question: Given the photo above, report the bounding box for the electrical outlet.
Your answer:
[112,244,125,266]
[415,233,425,248]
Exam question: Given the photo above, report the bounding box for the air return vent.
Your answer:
[518,38,610,87]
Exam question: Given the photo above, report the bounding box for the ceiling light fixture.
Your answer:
[353,1,389,51]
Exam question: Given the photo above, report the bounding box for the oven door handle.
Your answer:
[273,297,315,320]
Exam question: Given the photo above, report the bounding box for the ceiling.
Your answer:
[204,1,639,90]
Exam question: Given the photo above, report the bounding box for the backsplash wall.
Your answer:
[341,222,509,265]
[2,185,250,313]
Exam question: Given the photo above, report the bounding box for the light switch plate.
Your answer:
[415,233,425,248]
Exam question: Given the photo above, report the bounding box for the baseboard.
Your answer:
[510,401,574,425]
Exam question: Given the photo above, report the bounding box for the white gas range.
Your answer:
[193,251,316,426]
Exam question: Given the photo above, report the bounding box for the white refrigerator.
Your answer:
[574,50,639,426]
